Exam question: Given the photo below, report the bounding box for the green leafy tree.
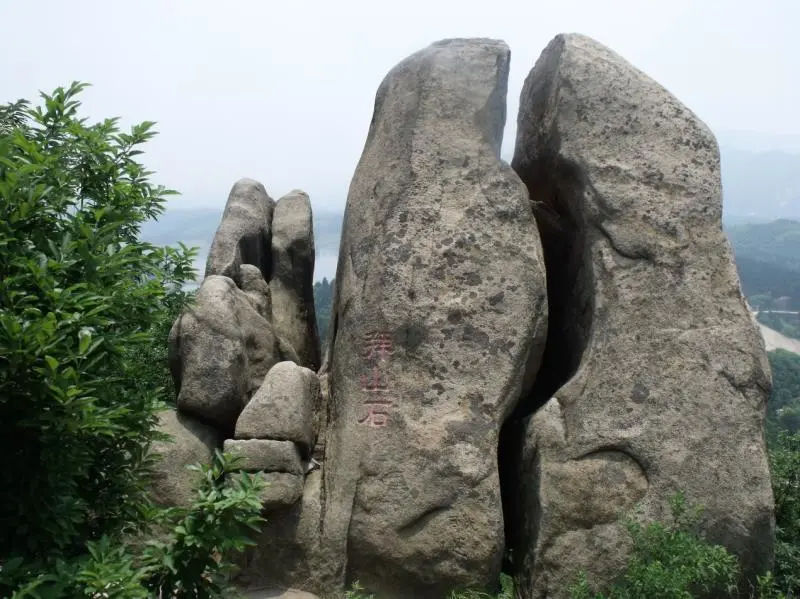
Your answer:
[0,83,264,596]
[0,81,191,560]
[1,451,266,598]
[768,431,800,595]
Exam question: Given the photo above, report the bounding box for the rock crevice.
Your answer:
[150,33,775,599]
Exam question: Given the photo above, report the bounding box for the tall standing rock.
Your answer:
[270,190,321,370]
[511,34,774,598]
[322,38,548,598]
[206,178,275,285]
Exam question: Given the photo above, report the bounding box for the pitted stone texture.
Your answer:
[224,439,304,474]
[511,33,774,598]
[321,38,548,598]
[247,472,304,509]
[233,472,328,597]
[235,361,320,457]
[169,275,286,433]
[149,410,219,508]
[240,264,272,320]
[270,190,321,370]
[205,178,274,285]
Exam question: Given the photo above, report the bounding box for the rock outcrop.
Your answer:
[205,178,274,284]
[168,275,286,433]
[149,410,220,508]
[271,191,321,371]
[154,34,776,599]
[161,179,326,594]
[241,263,273,319]
[235,471,327,594]
[168,180,322,437]
[235,361,321,458]
[321,38,548,598]
[509,33,774,598]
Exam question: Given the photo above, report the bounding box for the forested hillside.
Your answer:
[727,219,800,310]
[314,277,334,346]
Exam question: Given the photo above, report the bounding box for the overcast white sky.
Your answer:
[2,0,798,212]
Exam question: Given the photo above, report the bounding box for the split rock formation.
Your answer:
[150,34,775,599]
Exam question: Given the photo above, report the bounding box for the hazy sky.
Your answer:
[3,0,799,213]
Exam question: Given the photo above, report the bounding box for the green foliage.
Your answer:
[728,217,800,311]
[343,574,514,599]
[446,573,515,599]
[767,350,800,437]
[0,80,194,560]
[569,492,739,599]
[125,286,195,406]
[0,84,264,596]
[314,277,334,346]
[0,451,266,598]
[345,580,376,599]
[768,431,800,595]
[140,450,266,597]
[728,219,800,276]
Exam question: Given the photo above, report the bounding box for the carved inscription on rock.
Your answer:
[358,332,394,427]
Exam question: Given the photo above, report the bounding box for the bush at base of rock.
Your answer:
[150,410,221,508]
[227,471,304,512]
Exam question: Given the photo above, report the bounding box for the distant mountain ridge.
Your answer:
[726,219,800,311]
[141,141,800,282]
[725,219,800,272]
[139,206,344,282]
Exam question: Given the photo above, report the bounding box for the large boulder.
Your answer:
[270,190,321,370]
[205,178,275,285]
[510,33,774,598]
[149,409,220,508]
[169,275,287,433]
[235,361,321,458]
[320,38,548,598]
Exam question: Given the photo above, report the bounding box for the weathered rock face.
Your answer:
[241,264,273,320]
[205,178,274,285]
[270,191,321,371]
[169,275,286,433]
[223,439,304,474]
[510,33,774,598]
[322,38,548,598]
[235,471,328,595]
[162,178,327,596]
[235,361,321,458]
[149,410,220,508]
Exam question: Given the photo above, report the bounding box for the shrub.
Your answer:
[0,83,263,597]
[0,451,265,597]
[344,573,514,599]
[569,492,739,599]
[768,431,800,595]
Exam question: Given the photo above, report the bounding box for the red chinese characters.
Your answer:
[363,332,393,360]
[358,332,394,427]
